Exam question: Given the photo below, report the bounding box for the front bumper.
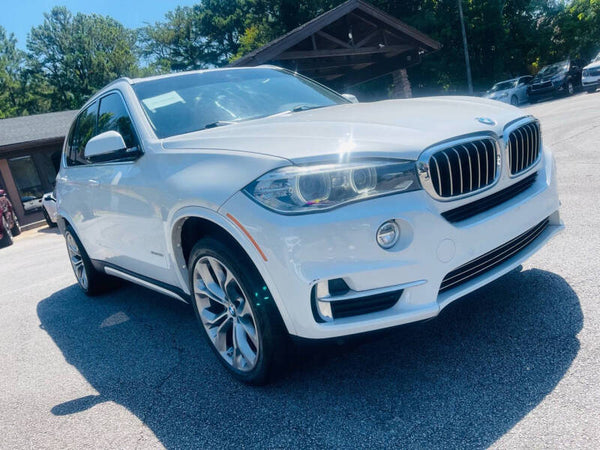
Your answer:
[528,82,565,100]
[220,147,561,339]
[582,76,600,89]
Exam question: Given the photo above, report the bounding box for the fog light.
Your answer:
[376,220,400,249]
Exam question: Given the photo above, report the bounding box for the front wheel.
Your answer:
[567,82,574,96]
[189,237,288,384]
[0,216,14,248]
[43,207,57,228]
[510,95,519,106]
[11,213,21,236]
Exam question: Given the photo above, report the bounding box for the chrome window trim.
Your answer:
[417,133,502,202]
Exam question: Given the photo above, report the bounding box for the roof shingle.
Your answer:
[0,110,77,149]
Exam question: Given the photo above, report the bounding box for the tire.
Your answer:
[188,236,288,385]
[0,215,14,248]
[588,88,597,94]
[567,82,574,96]
[11,213,21,236]
[510,95,519,106]
[43,207,57,228]
[64,225,114,296]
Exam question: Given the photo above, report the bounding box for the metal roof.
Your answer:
[0,110,77,150]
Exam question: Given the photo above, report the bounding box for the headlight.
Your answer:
[497,92,508,98]
[245,160,419,213]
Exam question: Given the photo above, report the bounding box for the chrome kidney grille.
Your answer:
[428,138,498,198]
[508,122,540,175]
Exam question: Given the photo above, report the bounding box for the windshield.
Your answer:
[489,80,517,92]
[536,61,568,78]
[133,68,348,138]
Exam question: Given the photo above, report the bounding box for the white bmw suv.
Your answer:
[56,67,562,383]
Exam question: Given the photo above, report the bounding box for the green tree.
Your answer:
[554,0,600,60]
[26,6,139,111]
[0,26,25,118]
[139,6,210,72]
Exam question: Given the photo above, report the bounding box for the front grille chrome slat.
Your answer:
[427,138,498,198]
[508,121,541,176]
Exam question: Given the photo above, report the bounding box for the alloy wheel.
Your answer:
[3,217,12,238]
[193,256,259,372]
[66,232,88,290]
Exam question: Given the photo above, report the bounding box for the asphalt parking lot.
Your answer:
[1,92,599,449]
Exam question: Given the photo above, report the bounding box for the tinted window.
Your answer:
[519,76,532,85]
[68,102,97,166]
[133,68,347,138]
[98,93,139,149]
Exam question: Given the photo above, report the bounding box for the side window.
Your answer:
[67,102,98,166]
[97,93,139,150]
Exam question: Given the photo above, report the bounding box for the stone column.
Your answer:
[391,69,412,99]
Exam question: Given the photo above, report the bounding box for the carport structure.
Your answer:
[230,0,441,91]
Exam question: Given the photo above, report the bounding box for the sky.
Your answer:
[0,0,199,49]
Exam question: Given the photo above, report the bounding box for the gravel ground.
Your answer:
[1,92,599,449]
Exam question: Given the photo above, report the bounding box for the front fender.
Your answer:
[167,205,296,335]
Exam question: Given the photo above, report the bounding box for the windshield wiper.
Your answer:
[202,120,235,130]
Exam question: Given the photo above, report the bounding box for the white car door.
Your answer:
[85,92,175,285]
[517,77,532,103]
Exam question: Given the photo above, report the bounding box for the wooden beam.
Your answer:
[230,0,362,66]
[332,51,421,88]
[316,31,352,49]
[286,53,387,70]
[276,44,413,60]
[301,61,376,78]
[355,29,381,48]
[356,1,441,50]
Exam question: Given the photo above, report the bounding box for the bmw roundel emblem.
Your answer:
[476,117,496,126]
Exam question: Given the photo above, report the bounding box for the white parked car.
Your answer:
[582,52,600,93]
[56,67,562,383]
[483,76,532,105]
[21,195,43,212]
[42,193,58,227]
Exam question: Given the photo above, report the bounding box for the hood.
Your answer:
[483,88,512,99]
[584,60,600,70]
[533,71,567,84]
[162,97,528,163]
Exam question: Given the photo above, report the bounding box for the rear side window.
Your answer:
[67,102,98,166]
[97,93,139,149]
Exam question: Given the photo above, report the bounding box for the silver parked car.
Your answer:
[483,76,532,106]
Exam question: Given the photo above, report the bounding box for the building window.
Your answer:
[8,156,44,213]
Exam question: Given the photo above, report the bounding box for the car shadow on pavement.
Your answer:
[36,227,60,234]
[37,267,581,448]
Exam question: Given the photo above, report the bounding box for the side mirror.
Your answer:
[84,131,127,161]
[342,93,359,103]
